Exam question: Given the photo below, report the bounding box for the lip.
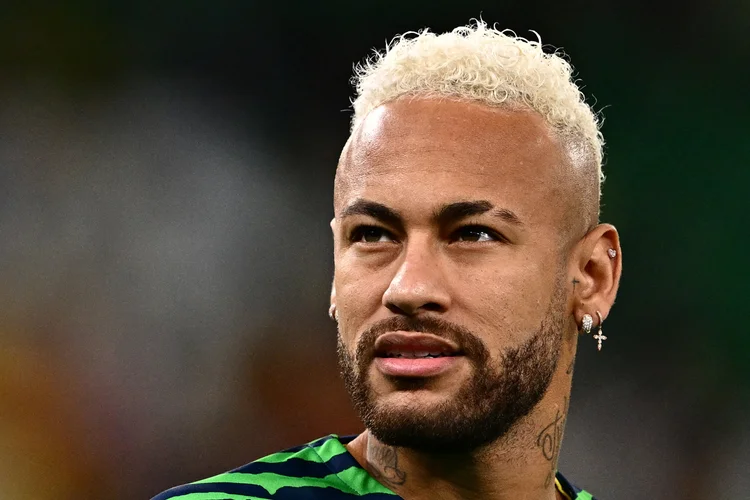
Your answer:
[373,331,463,378]
[375,356,462,377]
[373,331,460,356]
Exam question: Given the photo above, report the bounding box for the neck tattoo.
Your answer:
[368,444,407,487]
[536,397,569,488]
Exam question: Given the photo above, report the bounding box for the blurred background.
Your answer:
[0,1,748,499]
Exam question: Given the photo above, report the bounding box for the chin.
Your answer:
[364,397,500,454]
[376,386,451,409]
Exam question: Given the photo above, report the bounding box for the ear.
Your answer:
[330,217,339,246]
[570,223,622,324]
[330,218,338,308]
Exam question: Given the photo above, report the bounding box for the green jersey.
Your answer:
[151,435,596,499]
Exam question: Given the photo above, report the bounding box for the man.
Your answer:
[153,20,621,500]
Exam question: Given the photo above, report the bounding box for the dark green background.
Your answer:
[0,1,747,499]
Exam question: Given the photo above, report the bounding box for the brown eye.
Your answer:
[452,226,503,243]
[351,226,395,243]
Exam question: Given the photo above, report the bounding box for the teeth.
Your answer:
[385,352,446,358]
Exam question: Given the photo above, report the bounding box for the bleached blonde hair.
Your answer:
[350,20,605,185]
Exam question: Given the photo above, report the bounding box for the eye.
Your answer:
[451,225,504,243]
[350,226,396,244]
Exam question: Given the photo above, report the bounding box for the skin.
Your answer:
[331,96,622,500]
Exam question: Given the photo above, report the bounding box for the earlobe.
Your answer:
[329,282,338,321]
[329,304,338,321]
[331,217,342,250]
[571,223,622,322]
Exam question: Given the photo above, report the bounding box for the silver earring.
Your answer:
[581,314,593,334]
[593,311,607,351]
[607,248,617,259]
[328,304,337,321]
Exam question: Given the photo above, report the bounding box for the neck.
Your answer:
[346,364,574,500]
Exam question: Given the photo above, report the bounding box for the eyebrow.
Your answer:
[435,200,524,227]
[339,199,404,230]
[340,198,523,228]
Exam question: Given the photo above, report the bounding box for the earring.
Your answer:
[328,304,337,321]
[607,248,617,259]
[581,314,593,334]
[593,311,607,351]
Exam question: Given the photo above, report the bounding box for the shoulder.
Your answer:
[150,435,392,500]
[555,472,599,500]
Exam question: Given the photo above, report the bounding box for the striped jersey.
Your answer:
[151,434,596,499]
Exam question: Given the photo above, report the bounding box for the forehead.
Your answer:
[336,98,570,223]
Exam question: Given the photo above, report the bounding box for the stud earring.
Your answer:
[593,311,607,351]
[328,304,337,321]
[581,314,593,334]
[607,248,617,259]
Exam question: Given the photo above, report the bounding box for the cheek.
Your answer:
[334,262,391,340]
[452,255,558,336]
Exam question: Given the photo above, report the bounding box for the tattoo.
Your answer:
[566,357,575,375]
[536,397,568,488]
[571,278,580,291]
[368,445,407,486]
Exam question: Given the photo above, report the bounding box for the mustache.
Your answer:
[355,316,488,362]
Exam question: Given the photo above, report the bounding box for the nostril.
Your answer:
[385,302,409,315]
[384,301,445,315]
[422,302,444,312]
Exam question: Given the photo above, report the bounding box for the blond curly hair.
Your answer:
[350,20,605,187]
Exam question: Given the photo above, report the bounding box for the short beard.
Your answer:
[337,283,565,454]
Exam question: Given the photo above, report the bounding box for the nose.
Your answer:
[382,239,451,316]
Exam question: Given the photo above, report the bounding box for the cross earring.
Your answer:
[593,311,607,351]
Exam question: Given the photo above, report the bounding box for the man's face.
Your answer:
[333,98,574,452]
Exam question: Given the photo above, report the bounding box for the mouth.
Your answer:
[381,351,457,359]
[373,331,464,377]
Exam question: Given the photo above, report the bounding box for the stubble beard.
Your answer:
[337,282,566,454]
